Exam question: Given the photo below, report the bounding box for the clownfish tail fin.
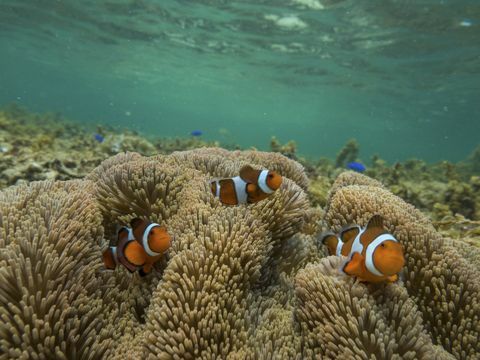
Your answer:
[339,225,360,243]
[210,180,217,196]
[102,247,118,270]
[319,231,340,256]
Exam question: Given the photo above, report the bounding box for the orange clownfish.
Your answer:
[102,226,148,273]
[102,218,172,276]
[130,218,172,275]
[210,165,282,205]
[320,215,405,283]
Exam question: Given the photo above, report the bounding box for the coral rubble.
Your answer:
[0,104,218,190]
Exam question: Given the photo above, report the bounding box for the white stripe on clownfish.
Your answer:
[257,170,274,194]
[215,180,221,198]
[232,176,248,204]
[364,233,398,277]
[118,226,135,241]
[111,246,118,265]
[340,226,365,275]
[349,227,365,256]
[335,238,344,256]
[142,223,163,257]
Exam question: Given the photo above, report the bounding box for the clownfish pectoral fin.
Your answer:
[387,274,398,282]
[139,269,147,277]
[139,262,155,277]
[239,165,260,183]
[340,225,360,243]
[319,232,339,256]
[246,183,257,194]
[343,253,364,276]
[139,268,150,277]
[124,241,147,267]
[366,214,384,230]
[143,263,153,274]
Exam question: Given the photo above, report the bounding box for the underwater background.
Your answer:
[1,0,479,162]
[2,2,480,359]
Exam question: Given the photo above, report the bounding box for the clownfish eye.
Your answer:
[268,174,274,178]
[380,243,386,248]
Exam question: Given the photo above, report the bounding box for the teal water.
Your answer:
[0,0,479,162]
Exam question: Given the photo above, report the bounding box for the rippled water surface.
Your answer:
[0,0,479,161]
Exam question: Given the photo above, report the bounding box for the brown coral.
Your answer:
[321,172,480,359]
[295,257,447,359]
[1,149,479,360]
[0,180,115,359]
[1,148,310,359]
[87,150,310,358]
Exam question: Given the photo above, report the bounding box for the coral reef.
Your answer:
[2,148,479,359]
[0,104,219,190]
[321,171,480,358]
[1,149,311,358]
[302,140,480,224]
[465,144,480,174]
[307,175,332,207]
[334,138,359,168]
[295,258,449,359]
[0,180,115,358]
[270,136,297,160]
[2,104,479,227]
[434,214,480,247]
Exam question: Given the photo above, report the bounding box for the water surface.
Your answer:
[1,0,479,161]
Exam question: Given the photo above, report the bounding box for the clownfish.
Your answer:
[130,218,172,274]
[320,215,405,283]
[210,165,282,205]
[102,218,172,276]
[102,226,148,273]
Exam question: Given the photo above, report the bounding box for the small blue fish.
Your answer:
[94,133,105,143]
[459,19,474,27]
[347,162,366,173]
[191,130,203,137]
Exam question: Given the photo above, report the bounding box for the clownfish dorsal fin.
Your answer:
[239,165,260,184]
[366,214,384,231]
[340,225,360,243]
[343,252,364,276]
[130,217,144,231]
